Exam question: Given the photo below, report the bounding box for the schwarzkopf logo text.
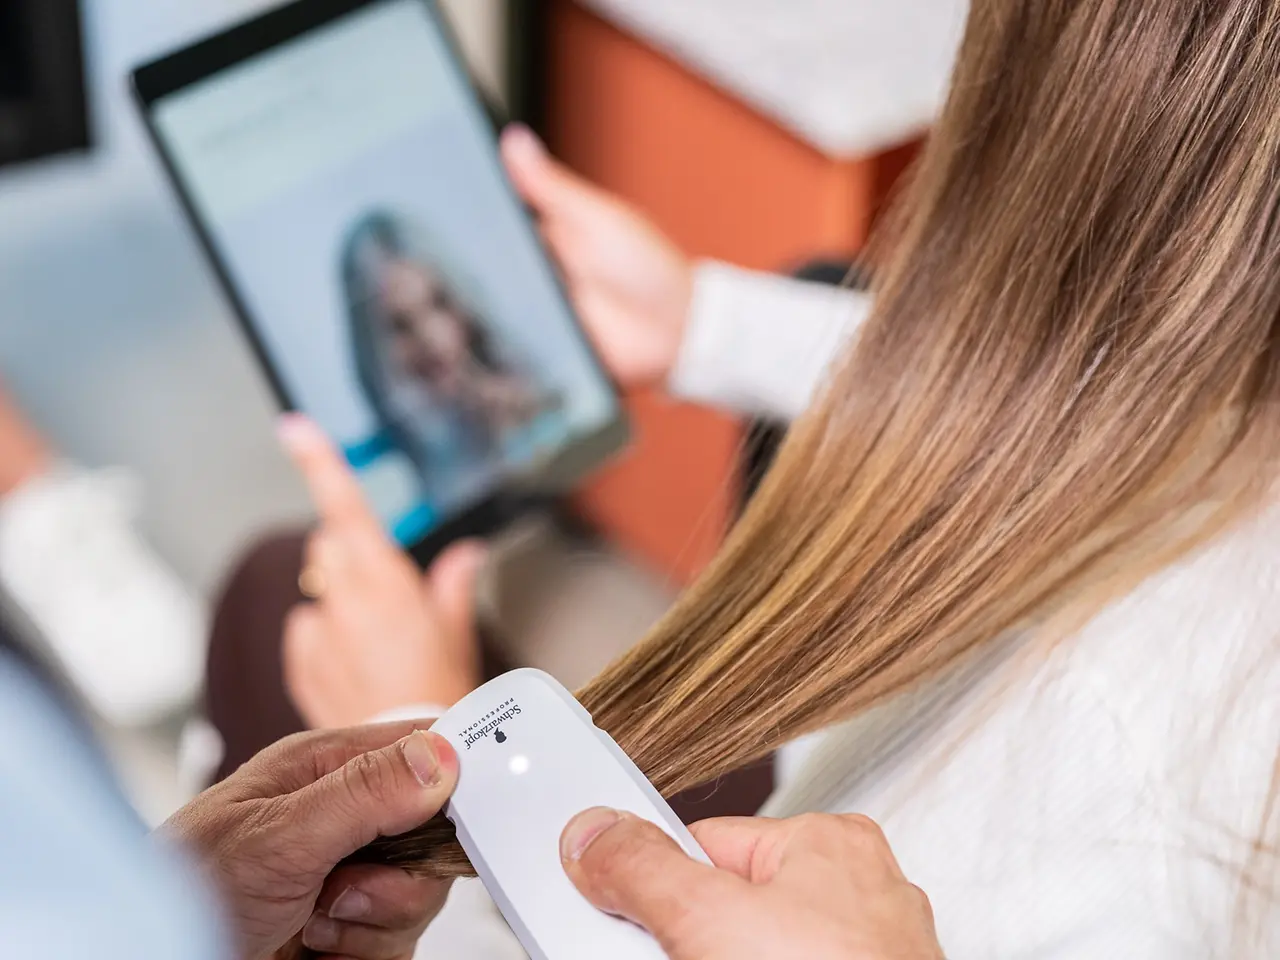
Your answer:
[460,697,522,751]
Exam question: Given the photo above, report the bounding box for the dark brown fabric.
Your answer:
[668,755,776,823]
[205,531,309,782]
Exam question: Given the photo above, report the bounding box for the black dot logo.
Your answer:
[494,729,507,744]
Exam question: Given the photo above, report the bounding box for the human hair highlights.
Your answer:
[361,2,1280,941]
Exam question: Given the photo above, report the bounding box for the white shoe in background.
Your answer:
[0,465,208,728]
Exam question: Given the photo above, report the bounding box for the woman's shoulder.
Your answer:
[1079,495,1280,697]
[834,503,1280,957]
[1066,497,1279,862]
[1051,501,1280,953]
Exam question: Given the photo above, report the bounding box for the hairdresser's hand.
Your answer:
[162,723,458,960]
[279,415,485,727]
[561,811,945,960]
[501,124,693,388]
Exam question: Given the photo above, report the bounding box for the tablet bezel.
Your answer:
[132,0,629,567]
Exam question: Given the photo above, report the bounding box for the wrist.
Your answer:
[655,259,695,386]
[423,670,477,710]
[368,701,451,725]
[384,662,477,719]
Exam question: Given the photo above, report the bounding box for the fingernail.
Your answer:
[505,122,544,157]
[456,540,489,574]
[402,731,441,787]
[561,807,623,862]
[329,886,372,921]
[275,413,313,448]
[303,914,340,951]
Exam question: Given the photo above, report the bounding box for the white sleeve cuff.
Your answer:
[368,704,449,725]
[669,261,872,421]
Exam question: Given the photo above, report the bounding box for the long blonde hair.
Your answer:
[369,0,1280,930]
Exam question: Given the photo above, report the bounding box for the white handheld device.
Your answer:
[430,669,708,959]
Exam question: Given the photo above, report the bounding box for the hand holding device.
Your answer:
[278,415,485,727]
[501,125,695,389]
[429,669,710,960]
[561,811,946,960]
[160,723,458,960]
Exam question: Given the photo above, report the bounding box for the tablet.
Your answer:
[132,0,627,562]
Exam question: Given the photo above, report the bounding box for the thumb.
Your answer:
[283,730,459,870]
[425,540,487,637]
[561,809,737,955]
[501,124,599,219]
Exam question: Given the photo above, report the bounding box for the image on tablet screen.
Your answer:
[149,0,617,544]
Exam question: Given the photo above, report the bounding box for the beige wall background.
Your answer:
[0,0,510,596]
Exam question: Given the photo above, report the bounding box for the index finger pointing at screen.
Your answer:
[277,413,382,531]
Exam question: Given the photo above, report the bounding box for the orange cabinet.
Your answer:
[547,0,919,583]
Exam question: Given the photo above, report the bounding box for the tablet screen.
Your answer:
[148,0,619,545]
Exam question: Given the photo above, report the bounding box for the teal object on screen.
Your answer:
[393,502,439,545]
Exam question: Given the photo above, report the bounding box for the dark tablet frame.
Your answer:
[131,0,628,567]
[0,0,92,169]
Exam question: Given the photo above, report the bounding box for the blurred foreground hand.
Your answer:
[278,415,485,728]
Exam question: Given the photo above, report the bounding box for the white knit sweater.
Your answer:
[411,262,1280,959]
